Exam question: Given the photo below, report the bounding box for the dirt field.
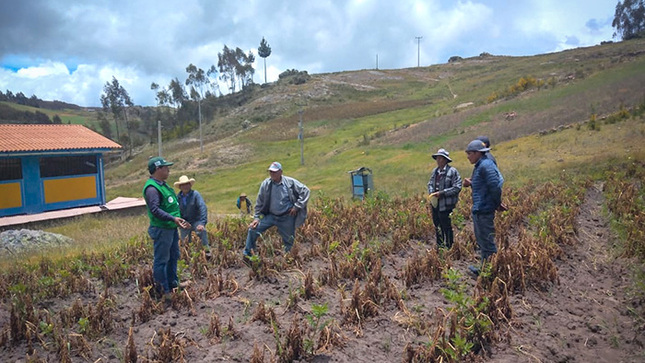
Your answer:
[0,183,643,362]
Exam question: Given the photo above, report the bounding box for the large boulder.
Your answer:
[0,229,73,257]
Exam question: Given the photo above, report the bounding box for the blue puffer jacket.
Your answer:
[177,190,208,227]
[470,156,503,214]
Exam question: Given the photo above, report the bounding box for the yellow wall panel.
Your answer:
[0,183,22,209]
[44,176,97,204]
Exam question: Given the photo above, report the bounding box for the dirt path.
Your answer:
[495,182,643,362]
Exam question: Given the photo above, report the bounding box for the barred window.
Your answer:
[40,155,98,178]
[0,158,22,181]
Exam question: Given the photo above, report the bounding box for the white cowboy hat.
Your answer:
[173,175,195,187]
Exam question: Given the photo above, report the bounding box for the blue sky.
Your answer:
[0,0,616,107]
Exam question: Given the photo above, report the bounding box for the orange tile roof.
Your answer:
[0,124,121,153]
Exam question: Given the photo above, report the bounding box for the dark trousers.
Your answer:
[432,207,454,248]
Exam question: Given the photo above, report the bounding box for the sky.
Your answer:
[0,0,617,107]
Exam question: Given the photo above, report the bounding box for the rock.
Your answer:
[0,229,73,257]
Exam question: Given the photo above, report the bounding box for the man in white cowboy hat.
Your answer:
[174,175,211,258]
[143,157,191,305]
[243,161,310,264]
[427,148,462,249]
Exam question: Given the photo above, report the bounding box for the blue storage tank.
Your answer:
[349,167,373,200]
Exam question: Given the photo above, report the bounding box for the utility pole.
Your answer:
[415,36,423,67]
[376,54,379,70]
[298,109,304,165]
[157,120,162,157]
[198,97,203,153]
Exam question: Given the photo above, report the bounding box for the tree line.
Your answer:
[0,90,79,111]
[0,103,63,124]
[98,38,274,157]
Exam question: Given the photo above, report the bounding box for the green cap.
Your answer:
[148,156,173,174]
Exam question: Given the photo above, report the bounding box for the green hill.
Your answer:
[104,38,645,213]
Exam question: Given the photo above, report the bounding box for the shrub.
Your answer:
[278,69,311,85]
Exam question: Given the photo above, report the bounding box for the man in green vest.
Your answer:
[143,156,190,306]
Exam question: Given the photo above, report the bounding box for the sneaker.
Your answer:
[468,265,481,276]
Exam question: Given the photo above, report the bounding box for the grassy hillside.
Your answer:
[102,38,645,214]
[0,101,103,129]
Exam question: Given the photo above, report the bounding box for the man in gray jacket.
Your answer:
[427,148,462,249]
[243,161,310,262]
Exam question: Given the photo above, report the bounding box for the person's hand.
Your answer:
[196,224,205,232]
[463,178,472,187]
[429,192,440,198]
[289,207,298,216]
[176,217,190,229]
[248,218,260,229]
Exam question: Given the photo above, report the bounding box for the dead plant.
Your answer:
[250,342,265,363]
[279,314,303,363]
[206,313,221,342]
[153,328,186,363]
[302,269,317,299]
[252,302,279,327]
[125,326,137,363]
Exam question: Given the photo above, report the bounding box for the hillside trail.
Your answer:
[495,182,644,362]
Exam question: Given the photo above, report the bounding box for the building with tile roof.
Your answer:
[0,124,121,217]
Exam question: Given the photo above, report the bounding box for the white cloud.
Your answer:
[15,61,70,79]
[0,0,617,106]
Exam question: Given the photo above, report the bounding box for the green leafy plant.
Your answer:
[39,321,53,336]
[304,303,331,355]
[78,317,90,334]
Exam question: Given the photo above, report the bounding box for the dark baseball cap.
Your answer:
[148,156,173,174]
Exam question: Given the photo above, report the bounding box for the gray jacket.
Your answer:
[254,176,310,227]
[427,164,462,212]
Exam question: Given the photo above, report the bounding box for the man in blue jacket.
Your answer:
[243,161,310,264]
[174,175,211,259]
[463,140,504,275]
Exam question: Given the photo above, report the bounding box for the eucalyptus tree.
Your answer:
[100,77,133,154]
[258,37,272,83]
[218,45,237,92]
[186,63,215,153]
[218,45,256,92]
[613,0,645,40]
[150,82,170,106]
[236,48,255,89]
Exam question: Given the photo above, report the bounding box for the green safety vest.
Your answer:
[143,179,181,229]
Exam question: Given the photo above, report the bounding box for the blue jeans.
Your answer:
[148,226,180,294]
[180,225,209,247]
[472,212,496,260]
[244,214,296,256]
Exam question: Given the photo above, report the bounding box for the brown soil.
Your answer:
[493,182,644,362]
[1,184,643,362]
